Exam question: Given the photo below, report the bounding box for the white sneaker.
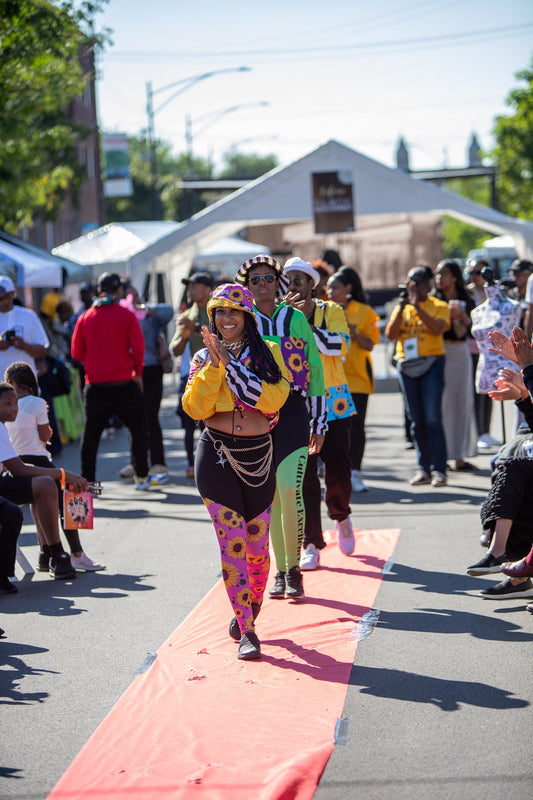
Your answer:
[70,552,105,571]
[351,470,368,493]
[134,475,151,491]
[335,518,355,556]
[477,433,502,449]
[119,464,135,479]
[150,473,168,485]
[300,543,320,571]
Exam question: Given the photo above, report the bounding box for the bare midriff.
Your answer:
[206,408,270,437]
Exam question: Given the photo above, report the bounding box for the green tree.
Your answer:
[0,0,109,232]
[491,56,533,220]
[441,176,493,258]
[104,135,212,222]
[219,150,278,180]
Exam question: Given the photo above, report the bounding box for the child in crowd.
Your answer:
[4,362,104,572]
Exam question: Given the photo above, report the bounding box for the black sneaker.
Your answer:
[229,602,261,642]
[238,631,261,660]
[480,577,533,600]
[37,552,49,572]
[269,571,286,598]
[285,566,304,599]
[467,552,508,575]
[0,576,17,594]
[49,553,76,580]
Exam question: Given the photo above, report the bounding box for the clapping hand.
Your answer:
[488,368,527,402]
[200,327,231,367]
[488,330,518,364]
[510,326,533,369]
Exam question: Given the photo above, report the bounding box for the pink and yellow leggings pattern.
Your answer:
[203,497,272,635]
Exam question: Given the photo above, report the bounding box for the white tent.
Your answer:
[191,236,270,275]
[0,238,61,287]
[54,140,533,306]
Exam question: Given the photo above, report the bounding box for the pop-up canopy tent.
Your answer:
[54,140,533,306]
[191,236,271,276]
[0,231,90,287]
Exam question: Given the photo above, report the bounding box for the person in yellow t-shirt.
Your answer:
[386,266,450,487]
[326,266,380,493]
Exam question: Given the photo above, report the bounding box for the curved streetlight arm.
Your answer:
[152,67,251,117]
[192,102,269,138]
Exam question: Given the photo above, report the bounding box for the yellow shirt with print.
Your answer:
[393,296,450,360]
[343,301,381,394]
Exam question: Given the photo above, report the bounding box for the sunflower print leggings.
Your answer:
[195,427,276,636]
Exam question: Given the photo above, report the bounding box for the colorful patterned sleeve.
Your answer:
[311,302,350,357]
[225,344,290,414]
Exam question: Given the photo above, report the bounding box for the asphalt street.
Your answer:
[1,370,531,800]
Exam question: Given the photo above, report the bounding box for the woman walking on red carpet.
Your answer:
[182,284,290,660]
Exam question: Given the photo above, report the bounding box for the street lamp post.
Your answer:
[145,67,251,220]
[185,102,270,171]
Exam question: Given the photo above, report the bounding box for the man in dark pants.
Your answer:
[71,272,150,489]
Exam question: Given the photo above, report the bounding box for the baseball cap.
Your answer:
[0,276,16,294]
[182,271,214,288]
[510,259,533,273]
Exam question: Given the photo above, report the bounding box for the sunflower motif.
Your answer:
[325,388,332,399]
[333,398,348,415]
[227,537,247,559]
[247,554,267,565]
[217,507,242,528]
[222,561,239,588]
[236,588,252,606]
[234,607,243,618]
[229,287,244,303]
[282,339,294,352]
[288,352,303,373]
[244,616,255,632]
[292,338,304,350]
[247,517,268,541]
[216,526,226,538]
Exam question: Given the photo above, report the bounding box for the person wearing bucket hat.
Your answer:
[182,284,290,660]
[236,255,327,600]
[283,257,357,563]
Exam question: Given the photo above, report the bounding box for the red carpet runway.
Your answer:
[49,528,400,800]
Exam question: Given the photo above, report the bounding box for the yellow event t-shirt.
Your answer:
[393,296,450,360]
[343,301,381,394]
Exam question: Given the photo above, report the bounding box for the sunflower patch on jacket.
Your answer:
[308,299,356,422]
[254,303,327,435]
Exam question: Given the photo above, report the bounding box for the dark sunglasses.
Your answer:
[471,270,483,276]
[250,274,276,286]
[288,276,308,287]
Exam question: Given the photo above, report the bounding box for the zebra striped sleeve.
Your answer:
[307,394,328,434]
[224,358,263,406]
[312,326,348,356]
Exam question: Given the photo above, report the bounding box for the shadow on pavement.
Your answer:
[0,642,51,706]
[349,664,529,711]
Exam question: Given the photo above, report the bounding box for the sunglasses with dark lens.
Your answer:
[288,276,308,287]
[250,274,276,285]
[472,270,483,276]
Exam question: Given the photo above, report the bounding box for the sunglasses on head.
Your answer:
[250,274,276,286]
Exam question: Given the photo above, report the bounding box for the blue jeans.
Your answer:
[398,356,447,473]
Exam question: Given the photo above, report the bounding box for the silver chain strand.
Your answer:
[205,429,273,487]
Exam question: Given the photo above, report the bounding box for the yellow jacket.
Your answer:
[182,340,290,422]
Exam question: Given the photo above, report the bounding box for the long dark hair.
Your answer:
[435,259,470,302]
[335,266,367,304]
[209,311,283,384]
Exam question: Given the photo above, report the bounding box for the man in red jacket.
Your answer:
[72,272,150,489]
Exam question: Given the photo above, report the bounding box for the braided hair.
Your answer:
[5,361,39,396]
[209,312,283,384]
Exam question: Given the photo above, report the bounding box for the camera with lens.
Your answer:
[4,329,16,342]
[398,284,408,300]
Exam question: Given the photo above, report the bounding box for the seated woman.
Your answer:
[466,328,533,599]
[182,284,290,661]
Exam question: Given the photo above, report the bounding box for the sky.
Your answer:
[94,0,533,173]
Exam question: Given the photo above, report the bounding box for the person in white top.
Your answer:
[0,380,87,580]
[525,270,533,341]
[4,361,104,572]
[0,276,49,375]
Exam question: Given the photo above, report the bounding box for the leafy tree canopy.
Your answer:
[490,56,533,220]
[219,150,278,180]
[0,0,109,232]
